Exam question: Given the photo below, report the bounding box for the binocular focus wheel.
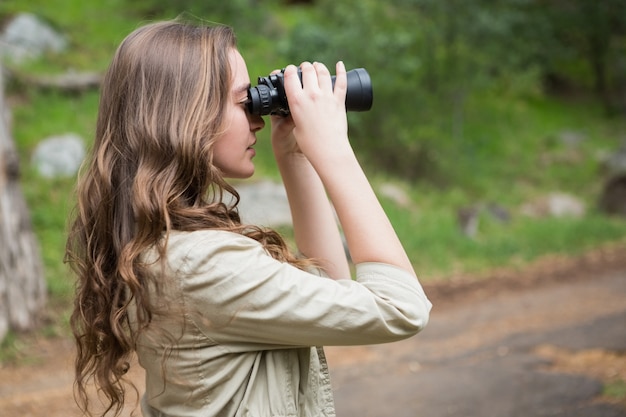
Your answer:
[248,85,272,115]
[257,86,271,114]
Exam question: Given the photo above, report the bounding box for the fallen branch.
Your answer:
[5,68,102,93]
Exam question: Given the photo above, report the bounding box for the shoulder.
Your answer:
[163,229,268,273]
[141,229,264,271]
[168,229,259,250]
[166,228,262,256]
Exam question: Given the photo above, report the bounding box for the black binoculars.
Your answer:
[247,67,373,116]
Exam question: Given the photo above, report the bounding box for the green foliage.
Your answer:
[278,0,539,177]
[275,0,626,179]
[127,0,262,22]
[532,0,626,100]
[124,0,286,51]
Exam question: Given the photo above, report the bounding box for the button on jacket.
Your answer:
[132,230,432,417]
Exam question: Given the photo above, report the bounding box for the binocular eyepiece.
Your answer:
[247,67,373,116]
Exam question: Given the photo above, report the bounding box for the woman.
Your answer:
[66,20,431,417]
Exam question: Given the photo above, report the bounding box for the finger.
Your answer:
[282,64,303,111]
[270,113,294,126]
[333,61,348,102]
[283,64,301,93]
[313,62,333,92]
[299,61,318,90]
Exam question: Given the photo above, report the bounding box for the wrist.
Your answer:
[274,149,310,170]
[305,140,356,172]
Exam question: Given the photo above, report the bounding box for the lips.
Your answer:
[247,141,256,156]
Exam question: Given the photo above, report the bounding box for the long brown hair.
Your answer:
[66,20,308,416]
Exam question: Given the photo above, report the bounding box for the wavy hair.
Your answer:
[65,20,309,416]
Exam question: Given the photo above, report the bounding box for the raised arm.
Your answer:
[270,98,351,279]
[283,61,416,276]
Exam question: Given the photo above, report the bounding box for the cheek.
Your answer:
[224,106,247,137]
[233,110,250,133]
[211,134,230,164]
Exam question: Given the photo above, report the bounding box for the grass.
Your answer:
[2,0,626,338]
[372,92,626,278]
[604,379,626,403]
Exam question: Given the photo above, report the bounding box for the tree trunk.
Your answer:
[0,66,46,342]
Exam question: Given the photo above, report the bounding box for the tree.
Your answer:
[534,0,626,113]
[0,65,46,342]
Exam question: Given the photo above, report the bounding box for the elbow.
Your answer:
[409,301,431,335]
[388,296,432,340]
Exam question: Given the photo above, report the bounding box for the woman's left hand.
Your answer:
[268,70,302,157]
[270,112,301,156]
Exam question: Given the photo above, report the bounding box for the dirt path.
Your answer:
[326,244,626,416]
[1,243,625,416]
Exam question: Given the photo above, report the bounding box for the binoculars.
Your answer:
[247,67,373,116]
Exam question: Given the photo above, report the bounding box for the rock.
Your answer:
[378,182,412,208]
[31,133,85,178]
[236,179,292,227]
[0,13,67,64]
[485,203,511,223]
[599,174,626,217]
[556,130,586,147]
[21,71,102,93]
[598,143,626,177]
[520,192,586,219]
[456,203,511,238]
[547,193,586,217]
[457,206,480,238]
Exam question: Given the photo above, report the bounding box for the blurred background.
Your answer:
[1,0,626,368]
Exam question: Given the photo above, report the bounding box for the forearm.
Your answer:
[275,150,350,279]
[311,147,416,277]
[281,61,416,277]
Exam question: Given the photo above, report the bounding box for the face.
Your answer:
[212,49,265,179]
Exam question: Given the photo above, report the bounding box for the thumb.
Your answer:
[333,61,348,103]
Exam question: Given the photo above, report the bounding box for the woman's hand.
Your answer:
[282,61,416,276]
[282,61,350,164]
[270,112,300,156]
[269,69,300,157]
[269,63,351,279]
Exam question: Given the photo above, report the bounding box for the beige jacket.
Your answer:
[133,230,431,417]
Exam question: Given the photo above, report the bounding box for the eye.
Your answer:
[239,99,251,113]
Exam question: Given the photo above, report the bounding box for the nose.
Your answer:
[248,113,265,132]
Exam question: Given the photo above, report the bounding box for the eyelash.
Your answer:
[239,100,250,112]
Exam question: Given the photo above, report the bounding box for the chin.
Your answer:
[225,168,255,179]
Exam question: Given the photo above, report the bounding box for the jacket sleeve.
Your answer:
[173,230,432,348]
